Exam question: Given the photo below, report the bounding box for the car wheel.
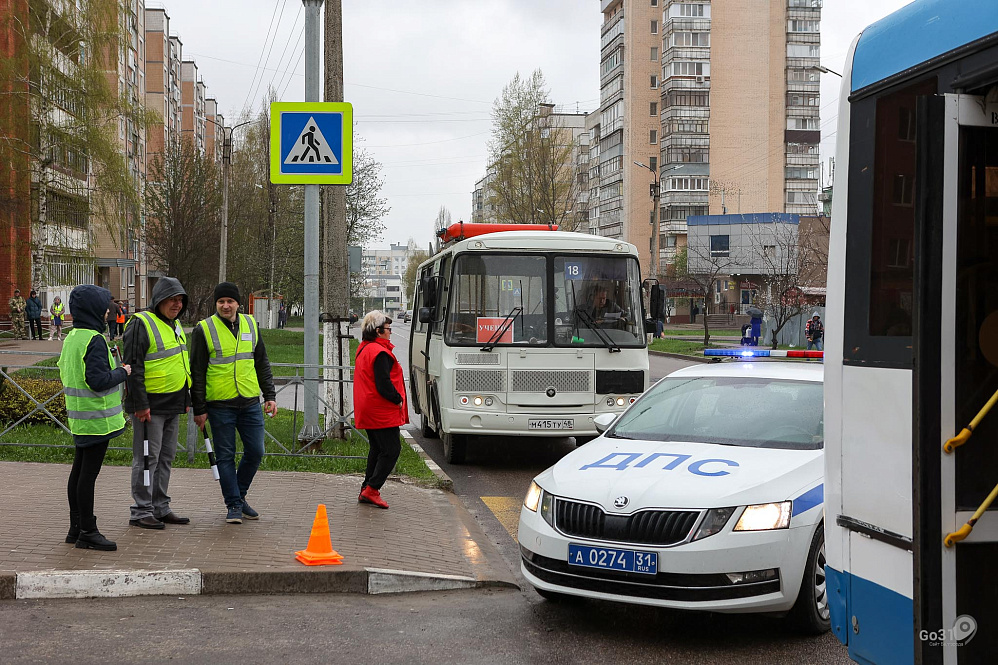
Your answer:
[421,414,438,439]
[788,523,831,634]
[574,435,596,447]
[442,431,467,464]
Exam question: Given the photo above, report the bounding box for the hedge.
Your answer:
[0,375,68,425]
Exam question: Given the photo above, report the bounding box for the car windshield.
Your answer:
[608,375,824,450]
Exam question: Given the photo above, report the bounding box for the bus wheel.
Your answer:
[442,432,467,464]
[421,414,438,439]
[787,523,830,635]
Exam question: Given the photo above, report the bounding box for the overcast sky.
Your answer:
[163,0,914,250]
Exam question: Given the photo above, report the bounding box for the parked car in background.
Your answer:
[403,310,412,323]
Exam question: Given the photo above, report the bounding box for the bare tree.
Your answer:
[144,140,222,320]
[678,240,733,347]
[345,147,390,246]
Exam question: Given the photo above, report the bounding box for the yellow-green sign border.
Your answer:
[269,101,353,185]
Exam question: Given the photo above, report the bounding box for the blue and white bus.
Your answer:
[825,2,998,663]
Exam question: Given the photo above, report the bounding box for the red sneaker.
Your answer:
[359,485,389,509]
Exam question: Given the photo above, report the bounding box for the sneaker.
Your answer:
[226,506,243,524]
[359,485,389,509]
[241,501,260,520]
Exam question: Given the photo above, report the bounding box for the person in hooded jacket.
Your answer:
[122,277,192,529]
[25,290,43,340]
[352,310,408,509]
[58,285,131,551]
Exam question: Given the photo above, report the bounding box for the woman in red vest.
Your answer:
[353,310,408,509]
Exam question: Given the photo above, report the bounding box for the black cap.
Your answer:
[213,282,241,305]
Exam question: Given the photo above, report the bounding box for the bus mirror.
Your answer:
[418,307,435,324]
[420,276,437,308]
[594,413,617,433]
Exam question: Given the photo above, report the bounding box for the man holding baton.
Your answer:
[190,282,277,525]
[123,277,192,529]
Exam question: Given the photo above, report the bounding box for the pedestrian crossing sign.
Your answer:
[270,102,353,184]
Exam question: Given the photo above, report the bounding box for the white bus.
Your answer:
[825,2,998,663]
[409,223,650,463]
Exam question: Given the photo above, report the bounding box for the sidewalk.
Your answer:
[0,456,516,600]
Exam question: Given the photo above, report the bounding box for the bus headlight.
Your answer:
[484,397,493,406]
[733,502,792,531]
[523,481,543,512]
[616,397,625,406]
[473,396,483,406]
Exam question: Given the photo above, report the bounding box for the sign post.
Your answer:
[269,0,353,443]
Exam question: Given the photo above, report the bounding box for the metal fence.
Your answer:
[0,350,367,460]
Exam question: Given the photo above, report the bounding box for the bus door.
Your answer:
[919,93,998,664]
[409,257,448,435]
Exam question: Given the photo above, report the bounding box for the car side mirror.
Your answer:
[418,307,435,324]
[594,413,617,433]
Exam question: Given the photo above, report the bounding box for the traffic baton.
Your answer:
[201,423,220,481]
[142,419,150,487]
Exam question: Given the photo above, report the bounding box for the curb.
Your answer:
[1,567,498,600]
[402,429,454,492]
[648,349,711,363]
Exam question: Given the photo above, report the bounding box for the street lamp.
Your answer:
[812,64,843,78]
[633,161,660,280]
[205,116,260,282]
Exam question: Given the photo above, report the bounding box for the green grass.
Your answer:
[261,329,359,376]
[649,338,718,356]
[661,328,741,337]
[0,411,438,485]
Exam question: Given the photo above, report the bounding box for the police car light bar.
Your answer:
[704,349,824,359]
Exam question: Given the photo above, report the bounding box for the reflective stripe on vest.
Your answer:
[57,328,125,436]
[127,311,191,393]
[198,313,261,401]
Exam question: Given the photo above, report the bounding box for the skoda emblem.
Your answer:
[545,387,557,398]
[613,496,629,509]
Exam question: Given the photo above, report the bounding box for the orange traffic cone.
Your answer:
[295,504,344,566]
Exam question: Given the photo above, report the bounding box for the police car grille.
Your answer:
[512,370,590,393]
[555,500,700,546]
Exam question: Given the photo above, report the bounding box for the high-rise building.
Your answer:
[181,60,207,155]
[144,8,184,161]
[205,98,225,164]
[590,0,822,279]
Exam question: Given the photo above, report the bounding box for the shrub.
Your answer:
[0,376,68,425]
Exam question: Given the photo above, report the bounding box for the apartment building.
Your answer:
[181,60,207,155]
[590,0,822,279]
[94,0,149,308]
[205,98,225,163]
[144,9,184,161]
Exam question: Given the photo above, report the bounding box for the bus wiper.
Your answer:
[481,306,522,352]
[575,307,621,353]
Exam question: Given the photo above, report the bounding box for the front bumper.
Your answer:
[518,504,815,613]
[443,407,613,438]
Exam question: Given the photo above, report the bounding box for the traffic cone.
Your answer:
[294,504,344,566]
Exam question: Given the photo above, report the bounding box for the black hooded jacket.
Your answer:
[123,277,192,415]
[68,285,128,446]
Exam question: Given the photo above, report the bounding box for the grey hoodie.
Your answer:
[122,277,191,414]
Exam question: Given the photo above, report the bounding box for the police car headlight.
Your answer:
[523,481,543,512]
[692,507,735,541]
[733,502,792,531]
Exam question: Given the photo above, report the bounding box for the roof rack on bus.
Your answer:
[436,221,559,243]
[704,349,823,360]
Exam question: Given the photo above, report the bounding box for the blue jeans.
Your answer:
[207,403,265,510]
[807,338,824,351]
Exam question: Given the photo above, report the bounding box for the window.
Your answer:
[664,205,707,221]
[651,75,658,89]
[651,20,658,34]
[672,61,706,77]
[898,107,916,141]
[601,75,623,101]
[650,130,658,144]
[787,117,819,130]
[710,235,730,257]
[673,31,710,47]
[668,147,709,163]
[893,174,914,206]
[601,48,622,76]
[649,156,657,171]
[651,0,658,6]
[665,235,677,247]
[788,20,820,32]
[787,44,821,58]
[787,167,817,180]
[668,119,708,134]
[677,4,705,17]
[669,177,709,191]
[651,46,658,61]
[787,191,814,204]
[887,237,911,268]
[667,91,709,107]
[788,68,820,82]
[788,93,820,107]
[650,101,658,116]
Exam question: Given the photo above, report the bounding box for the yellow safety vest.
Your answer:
[126,311,190,394]
[58,329,125,436]
[198,313,261,401]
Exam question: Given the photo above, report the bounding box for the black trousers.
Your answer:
[67,442,109,532]
[28,317,43,339]
[363,426,401,491]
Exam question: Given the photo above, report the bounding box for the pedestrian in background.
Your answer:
[115,300,126,332]
[278,301,287,329]
[123,278,191,530]
[58,285,131,551]
[25,290,43,340]
[806,313,824,352]
[8,288,26,339]
[49,297,65,340]
[106,299,120,341]
[353,310,408,509]
[191,282,277,525]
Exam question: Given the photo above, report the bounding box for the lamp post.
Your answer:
[218,119,257,282]
[634,161,663,280]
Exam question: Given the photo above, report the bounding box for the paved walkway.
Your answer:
[0,461,515,600]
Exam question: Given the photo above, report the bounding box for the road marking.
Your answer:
[482,496,522,543]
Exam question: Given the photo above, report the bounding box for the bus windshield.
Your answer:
[446,254,548,346]
[555,255,644,347]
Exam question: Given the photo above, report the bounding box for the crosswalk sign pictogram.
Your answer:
[270,102,353,184]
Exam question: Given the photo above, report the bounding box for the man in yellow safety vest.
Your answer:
[122,277,192,529]
[191,282,277,525]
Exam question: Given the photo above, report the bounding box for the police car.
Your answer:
[519,353,828,633]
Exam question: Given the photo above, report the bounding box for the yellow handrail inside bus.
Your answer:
[945,481,998,547]
[943,387,998,454]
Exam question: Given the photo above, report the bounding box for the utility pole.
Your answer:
[634,161,661,281]
[300,0,323,443]
[220,128,230,282]
[323,0,350,440]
